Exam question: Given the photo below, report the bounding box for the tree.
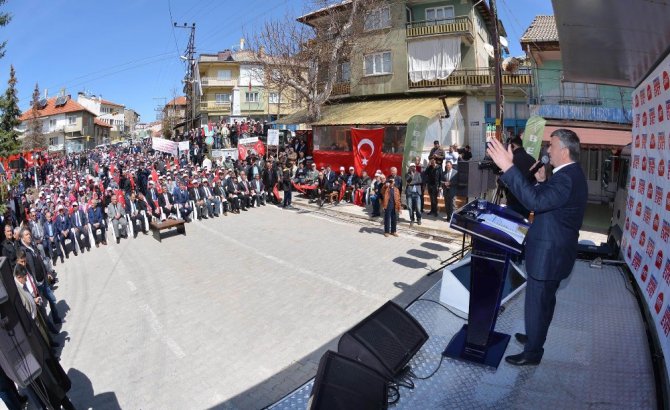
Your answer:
[251,0,384,121]
[0,64,20,157]
[0,0,11,60]
[23,82,45,150]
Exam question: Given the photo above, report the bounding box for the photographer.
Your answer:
[381,175,400,237]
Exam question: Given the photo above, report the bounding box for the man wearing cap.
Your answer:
[201,179,221,217]
[55,205,76,258]
[70,202,91,253]
[189,179,207,220]
[429,140,445,166]
[405,163,423,226]
[343,166,359,203]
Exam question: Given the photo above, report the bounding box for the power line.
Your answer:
[167,0,182,57]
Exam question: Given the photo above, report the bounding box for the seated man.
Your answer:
[237,174,252,210]
[200,179,221,217]
[54,205,77,258]
[87,199,107,246]
[343,166,359,203]
[173,182,194,221]
[125,191,148,236]
[223,173,241,213]
[158,183,178,220]
[189,179,208,220]
[70,202,92,253]
[315,171,329,207]
[211,180,229,216]
[42,211,64,263]
[250,174,266,207]
[106,195,128,243]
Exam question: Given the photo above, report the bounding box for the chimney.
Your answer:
[240,38,245,50]
[258,45,265,57]
[44,89,48,99]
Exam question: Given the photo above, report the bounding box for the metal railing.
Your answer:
[406,16,473,38]
[200,101,231,111]
[408,67,533,88]
[331,82,351,96]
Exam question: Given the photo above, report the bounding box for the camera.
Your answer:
[478,156,501,173]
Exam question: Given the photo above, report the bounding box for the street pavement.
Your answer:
[53,203,461,409]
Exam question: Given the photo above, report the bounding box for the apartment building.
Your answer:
[77,93,126,140]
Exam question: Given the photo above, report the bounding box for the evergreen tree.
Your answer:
[23,82,44,150]
[0,65,21,157]
[0,0,11,60]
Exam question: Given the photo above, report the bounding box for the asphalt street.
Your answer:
[50,205,459,409]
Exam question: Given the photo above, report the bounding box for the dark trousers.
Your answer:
[283,189,292,207]
[445,192,456,220]
[428,185,439,215]
[59,231,75,256]
[524,276,561,360]
[90,223,107,244]
[128,215,146,235]
[406,193,421,222]
[72,226,90,251]
[383,207,397,233]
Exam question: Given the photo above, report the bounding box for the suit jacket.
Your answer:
[158,192,174,208]
[381,184,401,212]
[43,219,58,239]
[88,206,105,224]
[500,162,587,281]
[70,209,89,229]
[107,202,126,220]
[224,178,238,195]
[1,239,17,268]
[238,180,251,195]
[251,179,265,193]
[54,213,71,233]
[441,169,458,196]
[189,187,203,201]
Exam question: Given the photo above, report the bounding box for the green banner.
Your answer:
[403,115,430,182]
[522,115,546,160]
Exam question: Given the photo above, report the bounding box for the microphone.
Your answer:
[528,155,549,175]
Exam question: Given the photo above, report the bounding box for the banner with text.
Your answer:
[403,115,429,180]
[624,53,670,381]
[178,141,190,153]
[152,137,178,156]
[522,115,546,160]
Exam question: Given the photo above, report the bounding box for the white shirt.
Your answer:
[552,162,574,174]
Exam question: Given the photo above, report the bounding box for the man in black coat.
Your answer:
[423,158,442,216]
[261,162,279,204]
[1,224,17,269]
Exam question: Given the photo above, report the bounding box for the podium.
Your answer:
[442,199,530,368]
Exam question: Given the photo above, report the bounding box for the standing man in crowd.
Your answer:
[442,161,458,221]
[405,163,422,226]
[487,129,587,366]
[381,176,400,237]
[423,158,441,216]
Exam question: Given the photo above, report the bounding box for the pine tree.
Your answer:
[23,82,44,150]
[0,65,21,157]
[0,1,11,60]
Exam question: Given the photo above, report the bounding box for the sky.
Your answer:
[0,0,553,123]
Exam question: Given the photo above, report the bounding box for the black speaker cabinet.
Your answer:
[337,301,428,380]
[456,161,497,198]
[309,350,388,410]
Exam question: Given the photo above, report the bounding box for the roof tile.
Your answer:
[520,15,558,43]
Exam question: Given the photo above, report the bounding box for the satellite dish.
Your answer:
[499,36,509,48]
[483,43,495,58]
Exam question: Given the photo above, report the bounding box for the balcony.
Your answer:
[529,96,633,124]
[406,16,473,41]
[200,77,237,87]
[408,68,533,89]
[200,101,231,112]
[331,82,351,96]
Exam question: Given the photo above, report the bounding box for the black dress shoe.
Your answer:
[515,333,528,344]
[505,353,541,366]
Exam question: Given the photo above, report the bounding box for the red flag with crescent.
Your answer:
[351,127,384,176]
[254,140,266,156]
[238,144,248,161]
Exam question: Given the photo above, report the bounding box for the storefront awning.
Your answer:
[276,97,461,126]
[543,125,632,148]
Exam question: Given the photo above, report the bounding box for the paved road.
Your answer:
[52,205,459,409]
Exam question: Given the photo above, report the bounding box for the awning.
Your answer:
[543,125,632,148]
[276,97,461,126]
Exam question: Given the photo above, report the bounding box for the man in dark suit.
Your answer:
[1,224,18,269]
[250,174,266,207]
[125,191,148,236]
[487,128,588,366]
[43,211,64,263]
[70,202,91,253]
[189,179,207,220]
[504,137,537,219]
[87,199,108,246]
[200,179,221,217]
[158,184,178,219]
[441,161,458,221]
[54,205,76,258]
[223,174,241,214]
[423,158,442,216]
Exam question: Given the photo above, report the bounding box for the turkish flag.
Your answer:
[151,168,158,184]
[351,128,384,176]
[254,140,266,156]
[238,144,248,161]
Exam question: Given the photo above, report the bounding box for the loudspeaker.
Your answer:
[337,301,428,380]
[309,350,388,410]
[456,161,497,197]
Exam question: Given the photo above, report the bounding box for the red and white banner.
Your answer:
[351,128,384,176]
[624,53,670,378]
[152,137,178,156]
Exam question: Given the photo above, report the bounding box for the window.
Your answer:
[217,70,232,80]
[215,93,231,104]
[364,52,392,76]
[67,116,76,125]
[425,6,455,25]
[337,61,351,82]
[49,137,58,146]
[49,119,57,130]
[562,81,599,102]
[269,93,281,104]
[580,148,600,181]
[245,92,259,103]
[364,6,391,31]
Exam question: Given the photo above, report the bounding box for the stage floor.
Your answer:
[270,260,657,409]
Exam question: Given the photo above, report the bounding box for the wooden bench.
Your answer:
[149,219,186,242]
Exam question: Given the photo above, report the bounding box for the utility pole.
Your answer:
[175,23,197,134]
[489,0,504,142]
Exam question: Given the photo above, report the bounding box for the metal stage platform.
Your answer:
[269,261,656,409]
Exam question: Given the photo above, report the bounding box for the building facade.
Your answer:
[520,15,633,202]
[77,93,126,140]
